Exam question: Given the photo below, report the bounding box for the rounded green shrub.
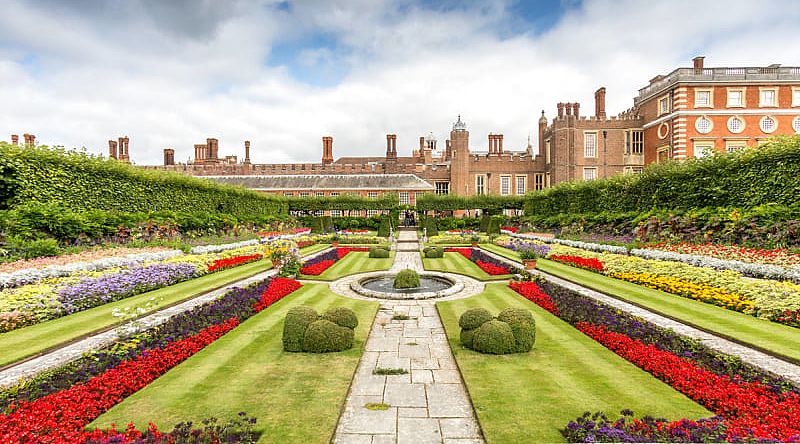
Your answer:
[498,308,536,353]
[369,246,390,258]
[323,307,359,329]
[302,319,354,353]
[458,308,493,330]
[394,269,420,289]
[424,246,444,258]
[282,306,319,352]
[460,328,476,349]
[472,320,516,355]
[497,307,534,326]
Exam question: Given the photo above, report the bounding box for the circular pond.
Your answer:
[349,271,464,300]
[361,276,454,294]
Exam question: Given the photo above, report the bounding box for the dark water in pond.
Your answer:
[362,276,454,294]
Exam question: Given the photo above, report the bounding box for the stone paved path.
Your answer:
[479,247,800,386]
[334,229,484,444]
[0,247,334,388]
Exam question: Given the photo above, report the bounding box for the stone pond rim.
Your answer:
[349,271,465,300]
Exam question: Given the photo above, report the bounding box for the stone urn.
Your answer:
[523,259,537,270]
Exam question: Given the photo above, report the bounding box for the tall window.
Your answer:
[516,176,526,195]
[435,182,449,195]
[695,89,711,107]
[626,130,643,154]
[399,192,409,205]
[727,89,744,107]
[584,132,597,158]
[793,88,800,107]
[658,96,670,115]
[583,167,597,181]
[545,139,551,164]
[534,173,545,191]
[475,175,486,195]
[500,176,511,195]
[759,88,777,107]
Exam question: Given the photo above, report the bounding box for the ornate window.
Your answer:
[695,116,713,134]
[727,116,745,133]
[760,116,777,133]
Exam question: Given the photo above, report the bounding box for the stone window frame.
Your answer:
[658,95,671,116]
[499,175,511,196]
[515,175,526,195]
[792,87,800,107]
[758,87,778,108]
[434,182,449,195]
[582,167,597,181]
[727,115,745,134]
[759,115,778,133]
[583,131,598,158]
[534,173,545,191]
[695,116,713,134]
[793,116,800,133]
[727,87,746,108]
[692,140,715,158]
[694,88,713,108]
[725,140,748,153]
[315,191,325,197]
[475,174,486,195]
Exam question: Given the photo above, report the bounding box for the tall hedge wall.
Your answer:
[0,143,288,218]
[416,194,524,212]
[524,136,800,217]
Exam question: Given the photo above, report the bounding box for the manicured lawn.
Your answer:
[0,260,273,368]
[91,284,379,444]
[437,283,711,442]
[423,252,513,281]
[480,243,521,262]
[301,251,394,281]
[298,243,330,255]
[536,259,800,363]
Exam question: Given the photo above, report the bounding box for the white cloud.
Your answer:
[1,0,799,165]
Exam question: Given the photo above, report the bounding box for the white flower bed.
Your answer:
[189,232,304,254]
[0,250,183,289]
[512,233,629,254]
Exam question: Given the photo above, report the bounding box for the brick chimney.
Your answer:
[498,134,503,153]
[206,138,219,161]
[244,140,251,164]
[557,103,565,118]
[10,134,18,145]
[108,140,118,159]
[573,103,580,118]
[594,87,606,119]
[23,134,36,147]
[322,136,333,165]
[538,110,547,155]
[693,56,705,74]
[386,134,397,159]
[118,137,130,163]
[194,144,206,163]
[445,139,452,160]
[419,136,425,151]
[163,148,175,165]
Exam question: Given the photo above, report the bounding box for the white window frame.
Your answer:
[515,175,526,195]
[759,115,777,133]
[793,87,800,107]
[500,175,511,195]
[759,87,778,107]
[626,129,644,154]
[367,209,380,217]
[299,192,309,198]
[725,141,747,153]
[695,116,713,134]
[475,174,486,195]
[694,88,713,108]
[315,192,325,197]
[658,95,670,116]
[727,116,745,134]
[727,88,745,108]
[368,191,378,199]
[693,141,715,158]
[435,182,449,195]
[583,131,597,158]
[399,192,409,205]
[284,192,294,197]
[583,167,597,181]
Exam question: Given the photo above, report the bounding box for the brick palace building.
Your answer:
[10,57,800,210]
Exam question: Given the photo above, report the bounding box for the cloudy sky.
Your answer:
[1,0,799,165]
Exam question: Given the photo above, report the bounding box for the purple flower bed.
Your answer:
[56,263,197,315]
[499,238,551,257]
[471,248,519,272]
[536,278,799,394]
[0,277,274,410]
[301,248,338,267]
[563,410,729,443]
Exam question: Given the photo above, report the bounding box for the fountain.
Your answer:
[350,270,462,300]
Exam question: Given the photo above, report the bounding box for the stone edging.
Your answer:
[349,271,464,300]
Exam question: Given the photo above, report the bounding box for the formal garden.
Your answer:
[1,137,800,443]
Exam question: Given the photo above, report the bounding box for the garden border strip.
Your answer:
[478,245,800,384]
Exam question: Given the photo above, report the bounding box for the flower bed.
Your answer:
[548,254,605,273]
[0,247,173,274]
[500,226,518,234]
[444,248,511,276]
[0,276,302,442]
[339,229,370,235]
[299,247,369,276]
[508,279,800,442]
[646,242,800,267]
[445,229,476,235]
[206,253,262,273]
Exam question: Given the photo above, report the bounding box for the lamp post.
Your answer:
[602,130,608,178]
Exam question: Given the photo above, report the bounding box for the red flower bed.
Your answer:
[0,318,239,443]
[296,240,316,249]
[500,226,519,233]
[207,254,262,273]
[300,260,335,275]
[577,322,800,442]
[475,261,510,275]
[508,281,559,315]
[444,247,472,259]
[252,278,302,312]
[549,254,605,272]
[336,247,369,259]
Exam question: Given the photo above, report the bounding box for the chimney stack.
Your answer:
[557,102,565,118]
[693,56,705,73]
[206,138,219,161]
[594,87,607,119]
[244,140,251,164]
[23,134,36,147]
[498,134,503,153]
[386,134,398,159]
[419,136,425,151]
[322,136,333,165]
[118,137,130,162]
[11,134,18,145]
[163,148,175,166]
[538,110,547,155]
[573,103,580,118]
[108,140,118,159]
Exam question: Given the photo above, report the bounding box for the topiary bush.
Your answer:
[283,306,320,352]
[459,307,536,354]
[394,269,420,288]
[424,217,438,236]
[377,216,391,237]
[472,320,516,355]
[323,307,359,329]
[369,246,390,258]
[302,319,354,353]
[424,246,444,258]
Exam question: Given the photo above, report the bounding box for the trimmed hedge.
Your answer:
[302,319,354,353]
[394,269,420,289]
[459,307,536,354]
[0,143,287,219]
[524,136,800,217]
[322,307,359,330]
[369,246,390,258]
[423,217,438,236]
[283,306,320,352]
[424,246,444,258]
[282,306,358,353]
[472,320,516,355]
[416,194,524,212]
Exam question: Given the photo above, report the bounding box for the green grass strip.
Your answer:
[0,260,273,368]
[437,283,710,442]
[536,259,800,363]
[480,243,521,262]
[423,252,512,281]
[91,284,379,443]
[301,251,394,281]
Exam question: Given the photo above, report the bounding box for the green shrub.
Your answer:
[479,214,490,232]
[459,308,493,330]
[424,217,438,236]
[369,246,390,258]
[472,320,516,355]
[424,246,444,258]
[282,306,319,352]
[377,216,391,237]
[485,216,502,235]
[322,307,359,329]
[8,237,61,259]
[394,269,420,288]
[302,319,354,353]
[498,308,536,353]
[460,328,476,349]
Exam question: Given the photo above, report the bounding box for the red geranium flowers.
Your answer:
[549,254,605,273]
[207,254,262,273]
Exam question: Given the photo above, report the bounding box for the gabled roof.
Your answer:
[203,174,435,191]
